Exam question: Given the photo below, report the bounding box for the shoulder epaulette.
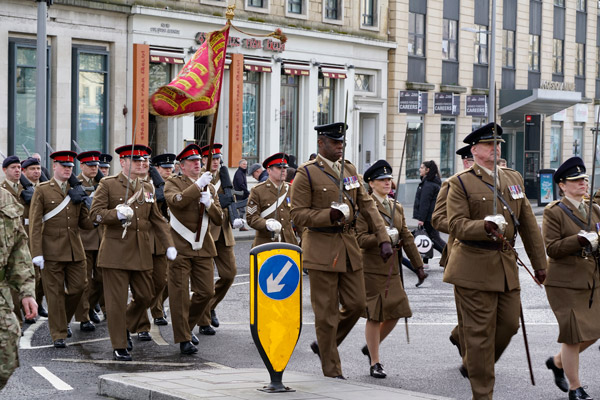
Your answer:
[545,200,561,209]
[38,180,52,187]
[103,175,119,181]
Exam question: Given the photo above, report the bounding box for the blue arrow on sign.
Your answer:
[258,255,300,300]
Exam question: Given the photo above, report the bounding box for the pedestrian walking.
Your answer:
[233,159,249,200]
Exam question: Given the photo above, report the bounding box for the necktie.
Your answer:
[579,203,587,220]
[382,198,392,215]
[61,182,67,194]
[13,182,19,193]
[332,162,340,176]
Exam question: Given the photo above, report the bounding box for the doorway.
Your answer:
[359,113,378,174]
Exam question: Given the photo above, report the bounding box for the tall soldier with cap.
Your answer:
[90,145,176,361]
[197,143,242,335]
[542,157,600,400]
[290,122,393,378]
[164,143,223,354]
[443,123,547,399]
[73,151,103,332]
[98,153,112,177]
[29,150,95,348]
[246,152,297,246]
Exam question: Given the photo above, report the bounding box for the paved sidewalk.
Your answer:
[98,368,454,400]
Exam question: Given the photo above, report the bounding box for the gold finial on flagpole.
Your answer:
[226,4,236,21]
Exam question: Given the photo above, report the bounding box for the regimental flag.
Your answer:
[150,23,230,117]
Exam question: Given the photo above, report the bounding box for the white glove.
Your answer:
[578,230,599,251]
[484,214,508,235]
[32,256,44,270]
[265,218,282,233]
[195,172,213,190]
[116,204,134,221]
[166,247,178,261]
[331,202,350,220]
[232,218,244,229]
[386,226,400,247]
[200,191,212,208]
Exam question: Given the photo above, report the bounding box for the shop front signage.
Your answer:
[195,32,285,53]
[434,93,460,115]
[540,80,575,91]
[149,23,181,35]
[465,95,487,117]
[398,91,428,114]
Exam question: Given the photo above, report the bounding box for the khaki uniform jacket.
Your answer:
[543,198,600,290]
[1,180,25,225]
[209,172,235,247]
[443,164,547,291]
[164,174,223,258]
[290,155,389,272]
[29,178,93,262]
[90,172,173,270]
[246,179,296,247]
[77,173,101,251]
[432,180,455,267]
[356,197,423,275]
[143,177,168,256]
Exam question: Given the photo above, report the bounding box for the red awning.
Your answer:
[244,64,272,73]
[321,67,347,79]
[283,68,310,76]
[150,55,184,64]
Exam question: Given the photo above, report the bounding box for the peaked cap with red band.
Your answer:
[77,150,101,165]
[115,144,151,161]
[200,143,223,158]
[50,150,77,167]
[262,152,289,169]
[177,144,202,161]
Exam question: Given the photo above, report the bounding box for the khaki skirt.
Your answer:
[362,273,412,322]
[546,286,600,344]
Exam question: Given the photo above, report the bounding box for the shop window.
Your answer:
[361,0,378,29]
[471,117,487,132]
[405,116,423,180]
[318,73,335,125]
[553,39,564,75]
[72,47,109,153]
[8,39,51,160]
[280,74,299,158]
[148,62,173,154]
[440,117,456,178]
[573,123,584,157]
[243,71,261,165]
[550,122,562,169]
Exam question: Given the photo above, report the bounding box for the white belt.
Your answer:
[24,218,29,226]
[260,189,288,218]
[42,195,71,222]
[169,210,209,250]
[214,179,221,192]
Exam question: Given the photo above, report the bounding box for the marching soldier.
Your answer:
[21,157,43,185]
[98,153,112,177]
[73,151,103,331]
[29,151,95,348]
[90,145,175,361]
[1,156,24,207]
[164,144,223,354]
[246,152,297,246]
[290,122,393,378]
[0,187,37,390]
[197,144,240,335]
[443,123,547,399]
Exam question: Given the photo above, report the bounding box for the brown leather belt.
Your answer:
[460,239,515,252]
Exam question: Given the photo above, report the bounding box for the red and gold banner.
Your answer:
[150,24,230,117]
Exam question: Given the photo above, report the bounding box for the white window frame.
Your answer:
[245,0,270,14]
[322,0,344,25]
[285,0,308,20]
[360,0,380,31]
[354,70,378,96]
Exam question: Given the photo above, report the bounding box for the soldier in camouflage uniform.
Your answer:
[0,187,37,390]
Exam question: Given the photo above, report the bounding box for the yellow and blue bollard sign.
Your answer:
[250,242,302,392]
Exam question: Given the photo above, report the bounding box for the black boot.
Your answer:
[545,357,568,392]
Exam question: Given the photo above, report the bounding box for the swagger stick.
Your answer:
[520,304,535,385]
[337,91,349,203]
[492,82,498,215]
[587,105,600,230]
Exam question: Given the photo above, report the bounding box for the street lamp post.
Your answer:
[489,0,497,125]
[35,0,51,160]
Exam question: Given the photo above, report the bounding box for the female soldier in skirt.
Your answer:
[355,160,426,378]
[543,156,599,400]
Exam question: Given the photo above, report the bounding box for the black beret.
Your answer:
[2,155,20,169]
[21,157,40,169]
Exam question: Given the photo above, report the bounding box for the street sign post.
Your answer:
[250,242,302,393]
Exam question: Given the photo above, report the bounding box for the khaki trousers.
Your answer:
[41,260,86,341]
[454,286,521,400]
[131,254,168,332]
[308,266,366,377]
[74,250,98,322]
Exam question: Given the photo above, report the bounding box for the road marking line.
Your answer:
[150,323,169,346]
[52,358,195,367]
[203,361,232,369]
[19,318,47,349]
[23,337,111,350]
[32,366,73,390]
[231,281,249,287]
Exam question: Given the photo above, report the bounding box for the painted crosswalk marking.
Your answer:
[32,366,73,390]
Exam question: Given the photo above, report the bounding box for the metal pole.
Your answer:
[489,0,496,127]
[36,0,48,159]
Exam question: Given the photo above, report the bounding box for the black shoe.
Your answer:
[361,345,371,365]
[545,357,568,392]
[449,335,462,357]
[138,331,152,341]
[38,305,48,318]
[88,310,101,324]
[126,331,133,351]
[569,387,593,400]
[154,317,168,326]
[180,341,198,355]
[199,325,216,335]
[333,375,346,380]
[459,365,469,378]
[415,272,429,287]
[190,331,199,345]
[80,321,96,332]
[94,304,101,313]
[53,339,66,348]
[113,349,132,361]
[370,362,387,379]
[24,318,36,324]
[310,341,320,359]
[66,325,72,338]
[210,309,220,328]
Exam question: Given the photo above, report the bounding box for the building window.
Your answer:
[576,43,585,77]
[355,73,374,92]
[474,25,488,65]
[148,62,172,153]
[502,30,515,68]
[280,74,299,157]
[529,34,540,71]
[440,117,456,178]
[362,0,376,27]
[318,74,335,125]
[553,39,564,75]
[288,0,302,13]
[406,116,423,180]
[596,46,600,78]
[72,48,109,153]
[554,0,564,6]
[248,0,264,6]
[550,122,562,169]
[573,123,584,157]
[471,117,487,132]
[442,19,458,61]
[325,0,339,20]
[243,71,260,165]
[577,0,586,11]
[408,12,425,56]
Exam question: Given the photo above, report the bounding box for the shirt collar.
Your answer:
[565,195,582,210]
